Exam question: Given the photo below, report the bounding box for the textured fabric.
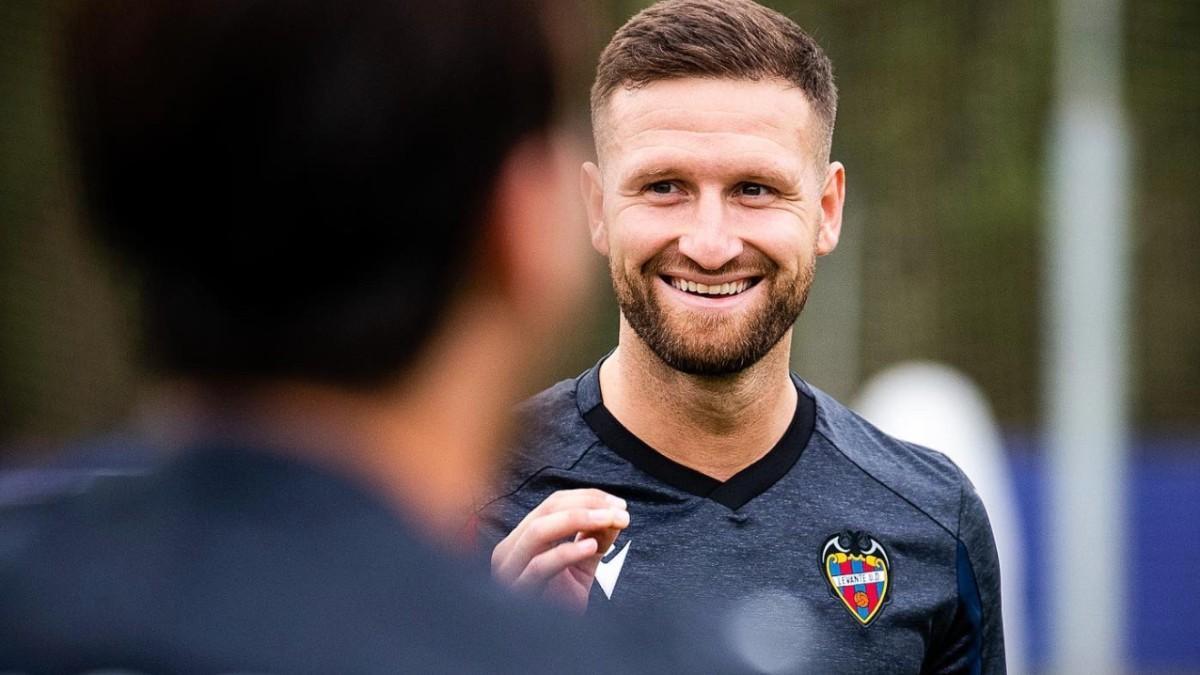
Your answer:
[0,444,748,674]
[480,362,1006,674]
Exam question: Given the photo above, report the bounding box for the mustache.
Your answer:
[644,246,775,278]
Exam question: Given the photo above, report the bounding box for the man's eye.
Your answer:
[738,183,772,197]
[647,181,676,195]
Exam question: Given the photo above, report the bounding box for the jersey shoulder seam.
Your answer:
[475,439,604,512]
[815,427,960,539]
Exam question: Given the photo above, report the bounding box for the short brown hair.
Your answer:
[592,0,837,159]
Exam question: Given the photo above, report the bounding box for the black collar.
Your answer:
[576,360,816,510]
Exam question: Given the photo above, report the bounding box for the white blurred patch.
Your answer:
[722,590,817,674]
[854,361,1027,675]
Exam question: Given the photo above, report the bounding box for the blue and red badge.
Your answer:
[821,531,891,626]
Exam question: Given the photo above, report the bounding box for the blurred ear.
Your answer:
[484,134,589,331]
[581,161,608,255]
[816,161,846,256]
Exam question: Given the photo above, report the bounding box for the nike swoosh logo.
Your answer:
[595,539,631,599]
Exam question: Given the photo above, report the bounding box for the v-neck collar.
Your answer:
[575,358,816,511]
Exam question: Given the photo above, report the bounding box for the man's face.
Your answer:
[583,78,845,375]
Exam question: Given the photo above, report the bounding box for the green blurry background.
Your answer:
[4,0,1195,449]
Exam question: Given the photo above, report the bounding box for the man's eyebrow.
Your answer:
[620,162,799,187]
[741,167,796,186]
[621,166,677,185]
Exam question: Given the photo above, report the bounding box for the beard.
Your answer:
[611,248,814,376]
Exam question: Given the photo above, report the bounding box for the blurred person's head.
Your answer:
[62,0,589,531]
[581,0,844,376]
[66,0,581,387]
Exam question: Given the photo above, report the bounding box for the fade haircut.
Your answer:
[591,0,837,161]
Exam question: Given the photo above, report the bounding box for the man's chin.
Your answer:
[646,333,764,377]
[657,350,768,377]
[656,356,754,377]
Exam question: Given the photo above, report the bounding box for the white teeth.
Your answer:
[670,277,752,297]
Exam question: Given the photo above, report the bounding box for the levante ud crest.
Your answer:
[821,531,891,626]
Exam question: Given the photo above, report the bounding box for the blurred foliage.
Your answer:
[0,0,138,454]
[1,0,1197,454]
[1126,2,1200,430]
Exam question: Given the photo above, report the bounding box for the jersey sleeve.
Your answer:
[923,473,1006,675]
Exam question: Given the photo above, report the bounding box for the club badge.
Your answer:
[821,531,891,626]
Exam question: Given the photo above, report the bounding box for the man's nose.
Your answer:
[677,194,743,271]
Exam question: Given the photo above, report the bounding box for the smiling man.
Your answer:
[480,1,1005,673]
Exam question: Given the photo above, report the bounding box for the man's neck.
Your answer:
[145,294,524,552]
[599,322,798,481]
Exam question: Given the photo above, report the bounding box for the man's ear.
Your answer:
[816,161,846,256]
[581,161,608,255]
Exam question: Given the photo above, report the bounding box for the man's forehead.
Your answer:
[597,77,818,162]
[616,146,803,187]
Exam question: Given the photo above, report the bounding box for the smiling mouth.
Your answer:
[664,275,760,297]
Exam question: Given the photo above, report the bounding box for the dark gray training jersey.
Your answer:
[479,361,1005,674]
